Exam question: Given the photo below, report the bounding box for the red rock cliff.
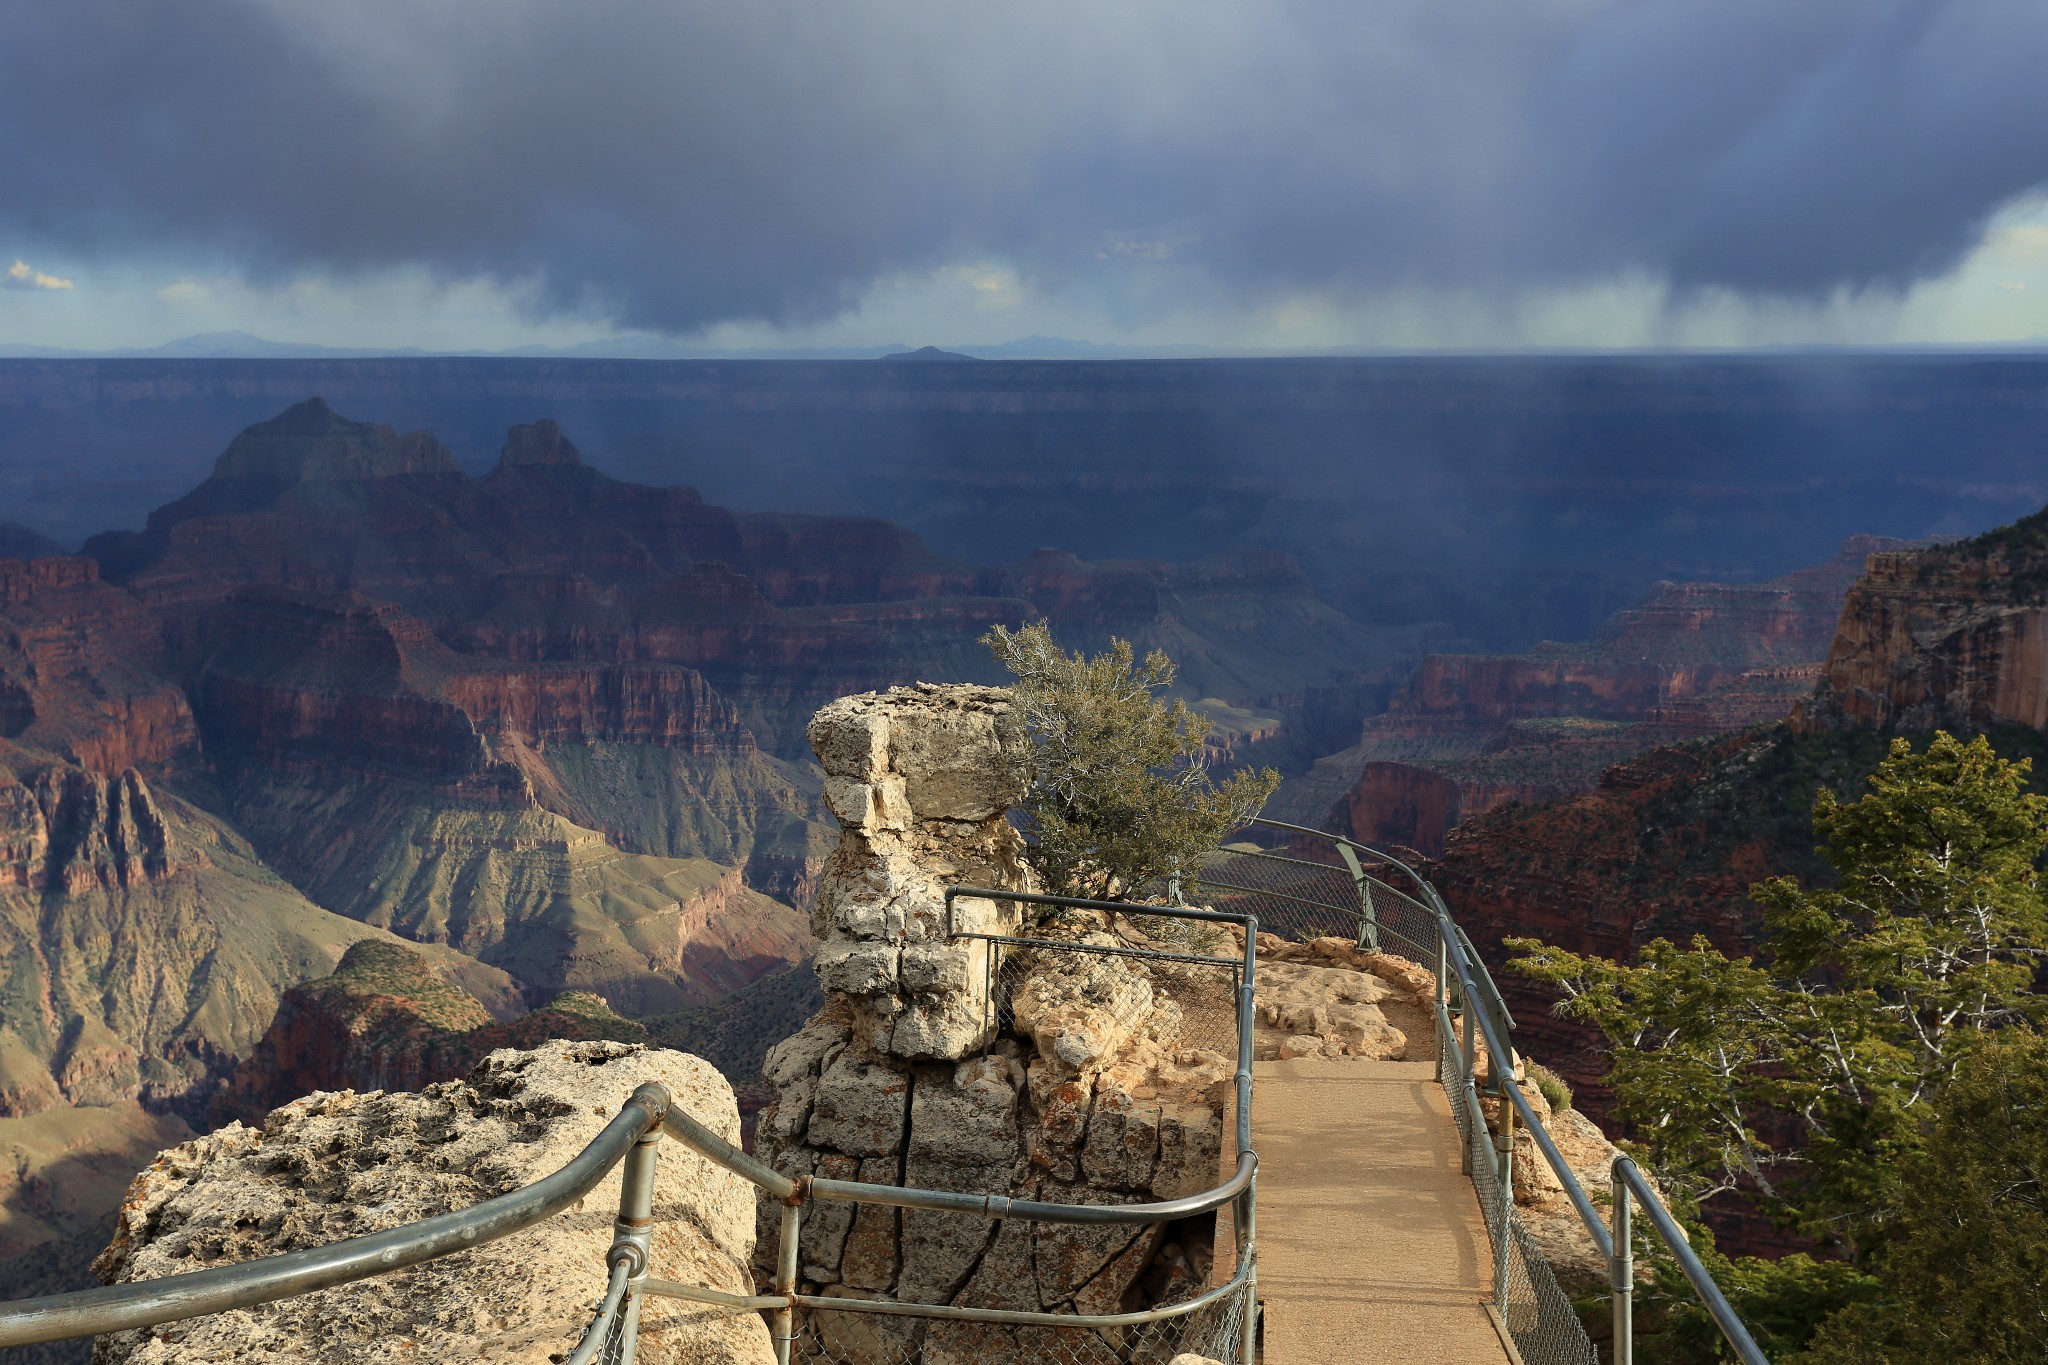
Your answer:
[1799,520,2048,733]
[0,557,195,774]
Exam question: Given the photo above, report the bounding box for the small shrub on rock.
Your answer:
[983,622,1278,903]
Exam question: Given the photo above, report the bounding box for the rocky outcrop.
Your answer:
[1798,517,2048,734]
[0,764,177,893]
[497,417,582,469]
[1243,935,1432,1062]
[211,940,652,1122]
[0,557,195,776]
[92,1040,773,1365]
[755,685,1237,1344]
[219,940,496,1110]
[804,684,1032,1059]
[209,397,462,484]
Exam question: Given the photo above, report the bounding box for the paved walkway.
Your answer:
[1252,1056,1512,1365]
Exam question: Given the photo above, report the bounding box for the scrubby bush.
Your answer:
[1526,1059,1573,1114]
[983,622,1278,903]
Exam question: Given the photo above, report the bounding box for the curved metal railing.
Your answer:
[0,1086,670,1351]
[0,822,1764,1365]
[0,892,1264,1365]
[1194,816,1768,1365]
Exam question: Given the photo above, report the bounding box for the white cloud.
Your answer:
[3,260,74,292]
[155,279,209,302]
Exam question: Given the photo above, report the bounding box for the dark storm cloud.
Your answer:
[3,0,2044,331]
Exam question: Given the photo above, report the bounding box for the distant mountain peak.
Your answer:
[213,397,460,484]
[497,417,583,469]
[879,345,977,363]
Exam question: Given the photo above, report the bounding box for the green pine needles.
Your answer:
[1510,732,2048,1361]
[982,622,1279,903]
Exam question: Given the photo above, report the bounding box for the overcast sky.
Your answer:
[4,0,2047,352]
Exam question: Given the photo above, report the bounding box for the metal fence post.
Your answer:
[1611,1163,1634,1365]
[1437,927,1451,1014]
[1462,1075,1483,1177]
[772,1199,801,1365]
[1237,1182,1260,1365]
[611,1130,660,1365]
[1492,1074,1516,1313]
[1335,844,1380,952]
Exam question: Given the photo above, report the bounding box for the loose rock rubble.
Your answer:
[1235,931,1438,1061]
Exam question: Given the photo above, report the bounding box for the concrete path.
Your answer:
[1252,1056,1512,1365]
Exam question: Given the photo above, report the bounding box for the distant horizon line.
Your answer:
[4,327,2048,363]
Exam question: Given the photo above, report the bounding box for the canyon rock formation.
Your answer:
[0,395,1392,1321]
[1274,537,1906,855]
[216,940,652,1123]
[755,684,1237,1357]
[92,1040,772,1365]
[1799,512,2048,734]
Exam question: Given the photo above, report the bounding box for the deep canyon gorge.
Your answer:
[3,356,2047,1352]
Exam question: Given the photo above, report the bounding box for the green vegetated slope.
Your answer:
[220,770,811,1016]
[219,939,651,1123]
[0,775,522,1120]
[535,742,823,864]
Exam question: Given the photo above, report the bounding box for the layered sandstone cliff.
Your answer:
[0,557,194,776]
[1799,514,2048,733]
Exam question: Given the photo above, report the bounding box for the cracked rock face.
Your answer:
[807,684,1033,1063]
[91,1041,774,1365]
[757,686,1228,1347]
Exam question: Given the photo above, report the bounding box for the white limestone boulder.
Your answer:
[91,1041,773,1365]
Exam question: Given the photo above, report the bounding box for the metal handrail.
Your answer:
[1614,1157,1768,1365]
[0,1084,671,1350]
[1252,820,1770,1365]
[0,893,1265,1363]
[808,1150,1256,1222]
[561,1261,632,1365]
[636,885,1271,1360]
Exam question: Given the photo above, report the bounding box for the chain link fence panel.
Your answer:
[1439,1011,1601,1365]
[791,1273,1251,1365]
